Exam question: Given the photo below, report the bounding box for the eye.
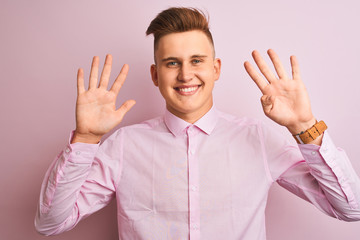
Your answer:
[167,61,179,67]
[192,59,202,64]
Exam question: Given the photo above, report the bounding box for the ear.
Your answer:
[213,58,221,81]
[150,64,159,87]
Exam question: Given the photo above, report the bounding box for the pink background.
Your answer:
[1,0,360,239]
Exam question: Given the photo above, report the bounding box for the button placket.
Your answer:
[187,126,201,238]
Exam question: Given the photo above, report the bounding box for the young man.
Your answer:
[35,7,360,239]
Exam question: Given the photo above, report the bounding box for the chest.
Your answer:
[116,130,269,214]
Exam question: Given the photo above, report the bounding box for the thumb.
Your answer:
[115,99,136,123]
[261,95,273,115]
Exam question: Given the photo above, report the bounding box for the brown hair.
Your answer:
[146,7,214,52]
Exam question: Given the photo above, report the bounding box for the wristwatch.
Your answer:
[293,120,327,144]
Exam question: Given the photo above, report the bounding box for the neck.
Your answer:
[166,103,213,124]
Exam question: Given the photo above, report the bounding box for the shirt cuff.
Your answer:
[298,130,358,209]
[297,130,329,163]
[64,131,100,164]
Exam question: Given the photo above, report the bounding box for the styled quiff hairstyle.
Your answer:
[146,7,215,53]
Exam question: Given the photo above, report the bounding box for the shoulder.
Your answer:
[111,116,168,138]
[216,110,263,130]
[123,116,164,130]
[215,111,288,143]
[99,116,167,148]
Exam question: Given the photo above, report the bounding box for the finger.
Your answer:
[77,68,85,95]
[99,54,113,89]
[261,95,273,115]
[252,50,277,83]
[267,49,288,79]
[115,99,136,121]
[89,56,99,89]
[244,61,268,93]
[290,55,301,80]
[110,64,129,94]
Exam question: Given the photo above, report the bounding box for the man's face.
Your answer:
[150,30,221,123]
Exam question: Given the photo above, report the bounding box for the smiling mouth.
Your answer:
[174,85,201,95]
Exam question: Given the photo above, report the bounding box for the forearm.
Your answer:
[35,141,99,235]
[299,131,360,220]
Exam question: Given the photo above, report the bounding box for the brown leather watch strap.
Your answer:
[293,120,327,144]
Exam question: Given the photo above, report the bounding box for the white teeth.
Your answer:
[178,86,198,92]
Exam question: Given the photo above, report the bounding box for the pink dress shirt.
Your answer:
[35,107,360,239]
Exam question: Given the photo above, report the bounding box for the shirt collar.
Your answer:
[164,106,218,137]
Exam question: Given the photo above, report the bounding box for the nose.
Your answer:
[177,63,194,82]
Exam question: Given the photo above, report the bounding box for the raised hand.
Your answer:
[244,49,316,135]
[72,55,136,143]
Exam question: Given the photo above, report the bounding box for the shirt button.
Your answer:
[75,151,81,155]
[65,148,71,153]
[191,224,199,230]
[190,185,198,191]
[311,151,316,156]
[338,177,345,184]
[188,126,196,136]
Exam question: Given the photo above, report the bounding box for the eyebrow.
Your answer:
[161,57,179,62]
[161,55,208,62]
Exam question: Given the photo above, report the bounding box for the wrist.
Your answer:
[286,118,317,135]
[291,120,327,145]
[71,131,102,144]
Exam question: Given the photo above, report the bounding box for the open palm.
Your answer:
[244,49,315,134]
[73,55,136,143]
